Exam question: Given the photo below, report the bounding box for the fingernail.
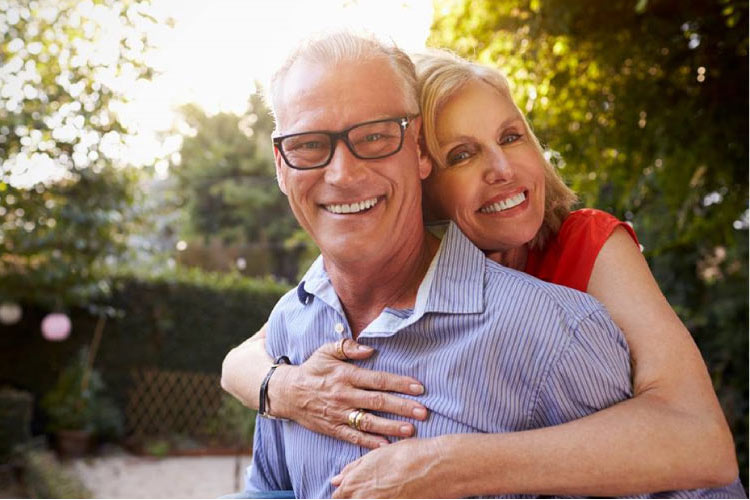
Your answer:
[331,474,341,484]
[357,344,373,352]
[400,424,413,436]
[409,383,424,394]
[378,441,389,448]
[412,407,427,419]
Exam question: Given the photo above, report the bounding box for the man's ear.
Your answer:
[273,145,288,195]
[412,116,433,180]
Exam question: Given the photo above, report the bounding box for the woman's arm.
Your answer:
[220,323,273,409]
[332,227,738,497]
[220,324,428,449]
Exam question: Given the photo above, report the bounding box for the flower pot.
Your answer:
[55,429,92,458]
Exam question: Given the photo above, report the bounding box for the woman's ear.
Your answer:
[412,116,433,180]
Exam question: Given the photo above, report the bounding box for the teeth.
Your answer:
[480,192,526,214]
[325,197,379,214]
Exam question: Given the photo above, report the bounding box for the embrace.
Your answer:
[221,31,745,499]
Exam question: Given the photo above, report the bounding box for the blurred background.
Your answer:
[0,0,747,497]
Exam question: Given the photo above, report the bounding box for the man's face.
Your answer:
[273,57,431,266]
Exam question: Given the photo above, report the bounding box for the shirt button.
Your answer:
[334,323,345,335]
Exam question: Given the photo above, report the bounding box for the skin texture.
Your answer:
[422,80,546,255]
[272,56,436,336]
[221,71,738,497]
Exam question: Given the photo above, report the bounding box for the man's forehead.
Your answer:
[274,55,407,131]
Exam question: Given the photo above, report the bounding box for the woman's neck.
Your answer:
[484,244,529,271]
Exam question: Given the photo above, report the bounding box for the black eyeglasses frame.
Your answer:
[272,115,417,170]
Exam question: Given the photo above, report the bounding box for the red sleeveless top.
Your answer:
[525,209,639,292]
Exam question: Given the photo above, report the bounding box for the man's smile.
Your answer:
[323,196,381,214]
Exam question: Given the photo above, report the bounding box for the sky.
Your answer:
[5,0,434,186]
[124,0,435,177]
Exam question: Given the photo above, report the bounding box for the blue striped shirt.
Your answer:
[247,222,744,499]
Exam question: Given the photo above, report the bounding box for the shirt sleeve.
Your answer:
[245,416,293,493]
[530,308,633,427]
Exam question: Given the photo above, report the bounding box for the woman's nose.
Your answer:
[483,146,514,184]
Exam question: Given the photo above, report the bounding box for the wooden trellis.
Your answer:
[125,368,224,439]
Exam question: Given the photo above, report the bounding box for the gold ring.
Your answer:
[354,409,366,431]
[336,338,349,360]
[348,409,366,431]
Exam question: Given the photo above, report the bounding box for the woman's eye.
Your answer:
[499,133,522,145]
[447,149,472,165]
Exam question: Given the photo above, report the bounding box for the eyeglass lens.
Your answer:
[281,120,403,168]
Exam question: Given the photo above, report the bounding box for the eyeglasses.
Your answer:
[273,115,417,170]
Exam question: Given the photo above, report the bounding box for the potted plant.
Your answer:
[40,347,123,457]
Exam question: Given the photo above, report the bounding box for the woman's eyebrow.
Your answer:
[440,116,525,147]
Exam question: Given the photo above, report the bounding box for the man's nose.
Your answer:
[483,146,515,184]
[324,140,366,186]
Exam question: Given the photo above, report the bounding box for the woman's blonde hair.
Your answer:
[413,49,577,250]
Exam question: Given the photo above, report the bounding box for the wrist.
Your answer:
[432,434,499,498]
[265,363,294,419]
[428,435,469,498]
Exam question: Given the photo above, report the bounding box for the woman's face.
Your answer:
[423,79,547,253]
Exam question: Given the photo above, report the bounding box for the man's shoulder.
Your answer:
[270,284,307,317]
[483,258,609,326]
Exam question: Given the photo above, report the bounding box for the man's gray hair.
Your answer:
[266,30,419,129]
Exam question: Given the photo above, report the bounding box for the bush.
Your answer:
[0,387,33,459]
[0,267,289,436]
[21,449,91,498]
[40,348,123,440]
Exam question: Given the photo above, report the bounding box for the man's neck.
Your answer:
[323,230,440,338]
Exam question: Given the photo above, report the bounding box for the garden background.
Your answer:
[0,0,747,494]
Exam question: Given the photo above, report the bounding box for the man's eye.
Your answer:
[499,133,522,145]
[356,132,393,144]
[290,141,323,151]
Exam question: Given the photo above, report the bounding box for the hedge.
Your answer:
[0,267,289,432]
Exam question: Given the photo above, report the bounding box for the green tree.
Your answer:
[431,0,748,483]
[0,0,164,308]
[172,94,304,280]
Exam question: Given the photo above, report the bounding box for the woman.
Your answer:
[222,49,738,497]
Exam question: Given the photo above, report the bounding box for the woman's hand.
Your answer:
[331,437,457,498]
[268,339,428,449]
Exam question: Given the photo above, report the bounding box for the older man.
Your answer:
[244,32,744,499]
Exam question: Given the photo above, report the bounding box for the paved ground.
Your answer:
[64,449,252,499]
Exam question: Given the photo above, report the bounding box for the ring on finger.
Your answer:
[336,338,349,360]
[347,409,367,431]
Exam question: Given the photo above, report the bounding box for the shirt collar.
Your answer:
[295,221,486,335]
[423,221,485,315]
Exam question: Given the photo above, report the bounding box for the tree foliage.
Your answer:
[431,0,748,482]
[0,0,164,307]
[171,94,303,279]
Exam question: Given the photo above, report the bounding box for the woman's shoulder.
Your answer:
[526,209,638,292]
[556,209,638,247]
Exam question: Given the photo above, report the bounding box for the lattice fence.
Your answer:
[126,368,225,441]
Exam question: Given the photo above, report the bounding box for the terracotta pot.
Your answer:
[55,429,92,458]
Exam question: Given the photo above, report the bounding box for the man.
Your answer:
[245,32,743,499]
